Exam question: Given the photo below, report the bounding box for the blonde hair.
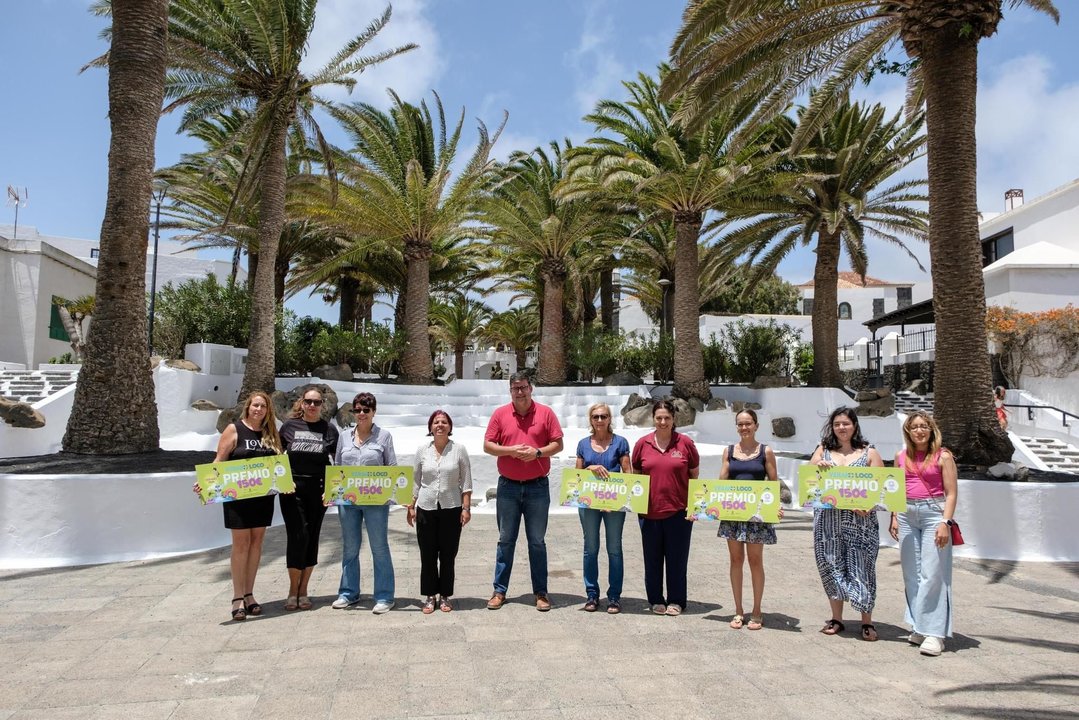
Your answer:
[242,391,282,454]
[587,402,613,436]
[901,411,943,464]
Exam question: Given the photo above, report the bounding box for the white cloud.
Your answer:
[976,53,1079,211]
[566,0,628,115]
[304,0,442,105]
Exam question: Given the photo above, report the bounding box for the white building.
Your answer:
[797,272,933,345]
[0,224,246,369]
[0,237,96,369]
[980,182,1079,313]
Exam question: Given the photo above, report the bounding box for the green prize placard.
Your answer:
[798,465,906,511]
[685,479,781,522]
[559,469,650,513]
[195,454,294,504]
[324,466,413,506]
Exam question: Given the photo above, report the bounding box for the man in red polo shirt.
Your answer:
[484,371,564,611]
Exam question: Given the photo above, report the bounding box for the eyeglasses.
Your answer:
[353,406,373,414]
[302,399,324,406]
[909,424,931,431]
[510,385,531,393]
[591,414,609,421]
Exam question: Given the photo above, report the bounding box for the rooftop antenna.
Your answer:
[6,185,29,240]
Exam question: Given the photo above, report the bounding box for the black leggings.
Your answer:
[279,476,328,570]
[416,506,463,597]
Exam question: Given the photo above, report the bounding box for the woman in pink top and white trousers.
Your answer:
[889,411,959,657]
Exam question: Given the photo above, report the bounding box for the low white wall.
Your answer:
[875,479,1079,562]
[0,470,286,569]
[0,383,76,458]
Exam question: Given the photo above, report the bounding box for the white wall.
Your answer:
[0,383,76,458]
[985,267,1079,313]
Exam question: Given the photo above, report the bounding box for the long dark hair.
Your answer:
[820,406,868,451]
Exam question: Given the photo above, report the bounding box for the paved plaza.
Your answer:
[1,510,1077,719]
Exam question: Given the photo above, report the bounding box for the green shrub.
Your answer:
[569,327,622,382]
[702,332,729,384]
[151,274,250,359]
[720,319,800,383]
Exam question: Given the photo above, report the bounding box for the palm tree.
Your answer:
[63,0,168,454]
[300,91,502,383]
[564,69,777,401]
[661,0,1061,461]
[484,307,541,373]
[715,101,928,387]
[161,1,415,397]
[429,295,492,378]
[485,142,609,385]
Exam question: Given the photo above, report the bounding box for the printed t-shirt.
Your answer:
[485,401,564,481]
[632,431,699,520]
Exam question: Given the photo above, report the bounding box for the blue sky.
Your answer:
[2,1,1077,323]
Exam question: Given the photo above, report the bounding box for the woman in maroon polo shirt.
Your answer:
[631,399,700,616]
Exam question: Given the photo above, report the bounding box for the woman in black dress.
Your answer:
[279,387,339,611]
[213,391,282,621]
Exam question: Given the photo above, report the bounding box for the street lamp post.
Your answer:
[147,184,168,354]
[657,278,671,337]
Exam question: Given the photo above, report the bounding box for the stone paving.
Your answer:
[1,511,1077,719]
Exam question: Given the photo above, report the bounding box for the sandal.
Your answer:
[297,596,312,611]
[231,597,247,621]
[243,593,262,616]
[583,598,599,612]
[439,597,453,613]
[820,618,845,635]
[422,596,436,615]
[729,614,744,629]
[284,596,299,612]
[861,623,879,642]
[747,615,763,630]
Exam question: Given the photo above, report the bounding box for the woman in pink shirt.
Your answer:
[889,411,959,657]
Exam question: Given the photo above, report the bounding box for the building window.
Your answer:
[802,298,814,315]
[838,302,852,320]
[872,298,885,318]
[90,248,100,259]
[897,286,912,309]
[982,229,1014,267]
[49,299,70,341]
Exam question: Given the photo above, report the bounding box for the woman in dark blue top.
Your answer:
[574,402,632,613]
[719,409,781,631]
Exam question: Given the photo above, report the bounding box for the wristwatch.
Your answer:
[535,449,542,459]
[944,519,955,526]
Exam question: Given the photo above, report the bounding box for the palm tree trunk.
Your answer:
[536,268,567,385]
[671,212,710,401]
[238,108,288,398]
[454,341,465,379]
[400,239,434,383]
[920,27,1013,464]
[339,276,358,330]
[600,268,614,330]
[63,0,167,454]
[810,228,843,387]
[274,253,288,305]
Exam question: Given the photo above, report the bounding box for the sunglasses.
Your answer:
[353,406,373,414]
[302,399,324,406]
[591,414,609,420]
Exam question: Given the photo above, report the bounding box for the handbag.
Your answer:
[948,520,965,546]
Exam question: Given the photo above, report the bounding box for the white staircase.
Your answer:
[1016,435,1079,474]
[0,369,79,405]
[895,391,934,416]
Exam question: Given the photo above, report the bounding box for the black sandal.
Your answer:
[861,623,878,642]
[231,597,247,621]
[820,618,845,635]
[243,593,262,616]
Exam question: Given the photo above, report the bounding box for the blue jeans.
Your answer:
[897,499,953,638]
[579,508,625,602]
[493,476,550,594]
[337,504,394,604]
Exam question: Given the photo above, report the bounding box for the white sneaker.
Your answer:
[372,600,395,614]
[919,636,944,656]
[331,596,357,609]
[908,632,925,646]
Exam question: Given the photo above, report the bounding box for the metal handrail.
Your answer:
[1005,403,1079,429]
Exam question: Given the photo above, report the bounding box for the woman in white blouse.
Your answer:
[406,410,473,613]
